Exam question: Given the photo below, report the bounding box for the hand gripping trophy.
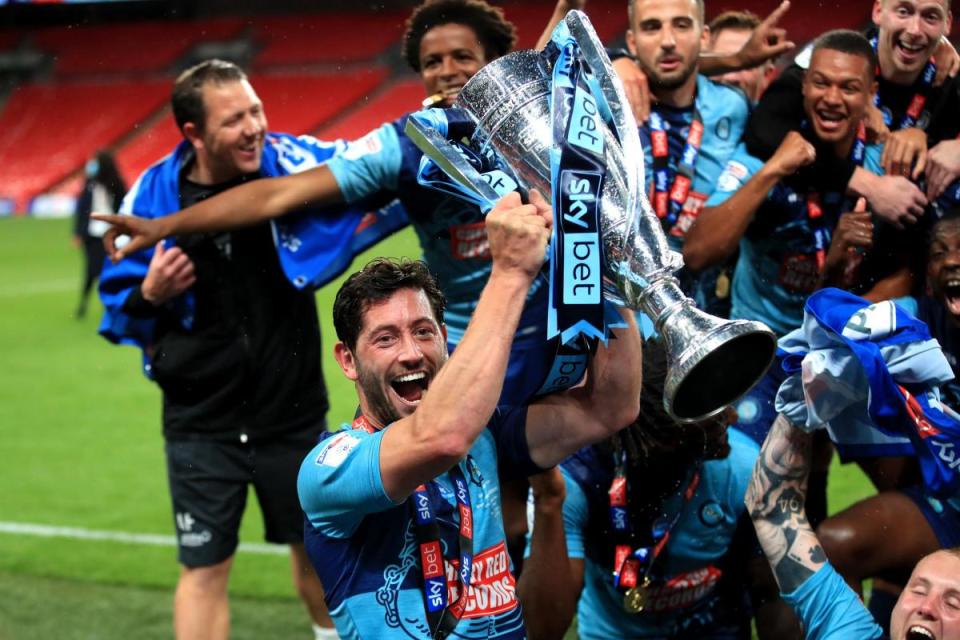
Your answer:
[407,11,776,422]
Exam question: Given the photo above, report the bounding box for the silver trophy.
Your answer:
[413,11,776,422]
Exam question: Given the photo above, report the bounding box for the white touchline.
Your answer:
[0,521,288,555]
[0,279,77,298]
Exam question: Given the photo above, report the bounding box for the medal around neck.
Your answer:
[411,10,776,422]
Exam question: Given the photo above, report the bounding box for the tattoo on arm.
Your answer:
[746,414,828,593]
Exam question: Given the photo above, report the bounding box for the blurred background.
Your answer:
[0,1,955,639]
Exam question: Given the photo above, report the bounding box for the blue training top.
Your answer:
[299,406,541,639]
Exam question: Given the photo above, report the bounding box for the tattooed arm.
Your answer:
[745,413,828,593]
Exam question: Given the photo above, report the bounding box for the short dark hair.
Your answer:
[709,10,761,36]
[811,29,879,77]
[402,0,516,72]
[630,0,705,26]
[171,59,247,134]
[333,258,447,351]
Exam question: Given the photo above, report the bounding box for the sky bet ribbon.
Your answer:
[545,21,609,345]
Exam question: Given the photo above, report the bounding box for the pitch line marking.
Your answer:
[0,521,288,555]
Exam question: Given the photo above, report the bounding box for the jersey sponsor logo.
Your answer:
[315,432,360,468]
[641,565,722,613]
[841,301,897,341]
[446,541,519,619]
[449,222,491,260]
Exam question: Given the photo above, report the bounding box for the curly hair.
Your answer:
[402,0,516,72]
[333,258,447,352]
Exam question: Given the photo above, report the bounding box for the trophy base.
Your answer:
[663,319,776,423]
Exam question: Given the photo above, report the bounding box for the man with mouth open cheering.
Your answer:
[747,411,960,640]
[297,191,642,639]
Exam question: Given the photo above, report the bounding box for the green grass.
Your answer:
[0,217,873,638]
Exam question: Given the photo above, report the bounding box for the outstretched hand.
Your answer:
[735,1,795,68]
[92,213,168,262]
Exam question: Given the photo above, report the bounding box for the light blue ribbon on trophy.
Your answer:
[407,108,519,213]
[545,20,612,346]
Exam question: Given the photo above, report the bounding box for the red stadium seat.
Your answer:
[31,18,245,75]
[251,11,408,67]
[316,77,425,141]
[0,80,169,211]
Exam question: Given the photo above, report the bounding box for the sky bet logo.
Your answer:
[420,540,446,612]
[414,489,432,525]
[560,170,602,305]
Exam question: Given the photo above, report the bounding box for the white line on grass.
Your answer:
[0,278,77,298]
[0,521,288,555]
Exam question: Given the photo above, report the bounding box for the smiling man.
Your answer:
[298,192,642,639]
[745,0,960,226]
[96,59,346,640]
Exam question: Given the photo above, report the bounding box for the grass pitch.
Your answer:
[0,217,873,639]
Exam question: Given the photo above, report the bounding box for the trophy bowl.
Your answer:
[456,48,776,422]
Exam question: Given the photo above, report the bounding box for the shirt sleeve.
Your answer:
[781,563,884,640]
[704,144,763,207]
[325,123,403,204]
[489,405,545,480]
[297,428,399,538]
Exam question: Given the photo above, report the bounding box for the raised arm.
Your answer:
[96,164,343,261]
[699,1,795,75]
[684,132,815,272]
[517,468,583,640]
[524,309,642,469]
[745,414,825,593]
[378,191,552,501]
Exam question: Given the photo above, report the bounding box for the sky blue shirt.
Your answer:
[705,142,883,336]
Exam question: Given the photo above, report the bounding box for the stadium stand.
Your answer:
[251,10,408,68]
[30,18,246,76]
[316,77,425,141]
[0,1,906,216]
[0,80,169,212]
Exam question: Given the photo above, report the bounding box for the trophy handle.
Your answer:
[404,117,504,208]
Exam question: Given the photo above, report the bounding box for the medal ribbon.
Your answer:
[649,107,704,227]
[869,35,936,130]
[350,416,474,639]
[608,448,702,596]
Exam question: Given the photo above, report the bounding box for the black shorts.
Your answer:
[165,429,324,567]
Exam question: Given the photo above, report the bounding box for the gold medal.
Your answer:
[622,578,651,613]
[715,270,731,300]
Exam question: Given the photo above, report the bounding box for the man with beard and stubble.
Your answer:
[623,0,770,319]
[297,191,642,639]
